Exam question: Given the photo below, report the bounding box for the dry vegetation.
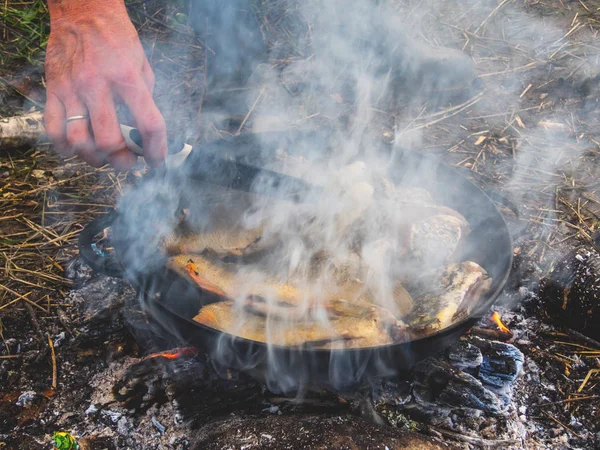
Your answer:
[0,0,599,446]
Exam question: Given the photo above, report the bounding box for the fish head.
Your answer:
[448,262,493,318]
[405,261,491,337]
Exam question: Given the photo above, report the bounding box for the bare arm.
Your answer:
[45,0,167,169]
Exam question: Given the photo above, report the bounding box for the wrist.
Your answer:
[48,0,129,24]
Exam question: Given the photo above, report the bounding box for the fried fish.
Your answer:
[409,214,470,267]
[169,254,414,321]
[193,299,402,348]
[163,225,266,257]
[404,261,492,336]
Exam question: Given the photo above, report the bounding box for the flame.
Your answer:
[491,312,510,333]
[146,347,199,361]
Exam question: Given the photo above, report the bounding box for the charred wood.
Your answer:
[542,245,600,341]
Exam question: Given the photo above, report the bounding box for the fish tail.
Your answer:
[185,262,228,297]
[195,308,220,328]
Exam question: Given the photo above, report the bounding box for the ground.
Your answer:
[1,0,600,449]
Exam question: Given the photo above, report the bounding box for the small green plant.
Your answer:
[53,431,79,450]
[0,0,50,65]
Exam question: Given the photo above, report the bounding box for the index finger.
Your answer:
[117,79,167,168]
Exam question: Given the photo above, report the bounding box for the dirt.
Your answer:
[1,267,598,449]
[0,274,457,449]
[189,414,458,450]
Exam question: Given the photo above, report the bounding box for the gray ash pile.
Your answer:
[373,336,526,447]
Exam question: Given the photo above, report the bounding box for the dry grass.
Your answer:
[0,147,132,315]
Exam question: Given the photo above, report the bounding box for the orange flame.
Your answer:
[146,347,199,361]
[491,312,510,333]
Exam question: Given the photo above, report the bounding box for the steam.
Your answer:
[114,0,599,394]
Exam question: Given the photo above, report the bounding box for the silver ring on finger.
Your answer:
[66,115,90,123]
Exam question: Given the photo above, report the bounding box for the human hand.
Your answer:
[44,0,167,170]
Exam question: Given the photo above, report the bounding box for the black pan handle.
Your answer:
[78,210,125,278]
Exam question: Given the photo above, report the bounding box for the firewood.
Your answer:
[0,110,45,150]
[470,326,514,341]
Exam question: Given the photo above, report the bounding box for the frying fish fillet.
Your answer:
[170,254,305,305]
[169,254,413,321]
[404,261,492,336]
[163,225,266,257]
[409,214,470,267]
[360,240,414,317]
[193,300,400,348]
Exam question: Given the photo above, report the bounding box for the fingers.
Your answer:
[141,58,155,96]
[62,95,97,164]
[47,60,163,171]
[46,91,104,167]
[85,86,137,171]
[117,76,167,168]
[44,93,68,155]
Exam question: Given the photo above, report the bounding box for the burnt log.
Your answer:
[542,246,600,341]
[411,358,504,416]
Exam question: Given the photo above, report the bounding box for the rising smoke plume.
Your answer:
[114,0,600,394]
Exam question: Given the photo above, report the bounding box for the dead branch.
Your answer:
[0,110,46,150]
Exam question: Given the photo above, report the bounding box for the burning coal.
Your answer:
[146,347,199,361]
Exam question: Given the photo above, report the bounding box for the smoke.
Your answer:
[114,0,599,394]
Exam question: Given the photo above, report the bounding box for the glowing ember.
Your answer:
[146,347,199,361]
[491,312,510,333]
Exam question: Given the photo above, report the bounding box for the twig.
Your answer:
[0,295,29,311]
[543,411,584,438]
[428,426,519,446]
[47,333,57,392]
[471,326,514,341]
[479,61,539,78]
[473,0,513,36]
[577,369,600,393]
[236,86,266,136]
[567,329,600,349]
[537,395,599,406]
[0,77,43,108]
[0,110,45,148]
[0,284,46,312]
[401,92,484,133]
[25,302,43,341]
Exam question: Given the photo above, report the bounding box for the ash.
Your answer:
[4,263,598,449]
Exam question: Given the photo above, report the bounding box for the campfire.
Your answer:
[1,0,600,449]
[491,312,510,334]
